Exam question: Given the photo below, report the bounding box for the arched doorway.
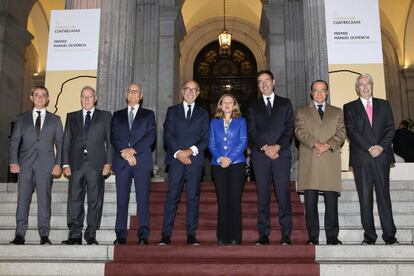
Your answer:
[193,40,258,116]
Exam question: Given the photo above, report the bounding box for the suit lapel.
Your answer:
[26,112,37,137]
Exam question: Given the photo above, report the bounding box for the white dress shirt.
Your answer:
[32,108,46,130]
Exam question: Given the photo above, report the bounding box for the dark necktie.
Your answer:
[35,111,41,136]
[317,104,324,120]
[129,107,135,130]
[266,97,272,116]
[187,105,192,123]
[84,111,91,136]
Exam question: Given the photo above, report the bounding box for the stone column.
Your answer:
[155,1,185,175]
[402,68,414,120]
[303,0,329,92]
[259,0,287,97]
[285,0,307,108]
[0,1,34,181]
[96,0,137,112]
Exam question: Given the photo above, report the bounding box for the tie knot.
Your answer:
[131,107,135,111]
[266,97,271,102]
[317,104,323,111]
[188,104,192,109]
[86,111,91,115]
[36,111,41,115]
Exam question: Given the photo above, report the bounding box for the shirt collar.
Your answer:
[33,108,46,115]
[183,101,195,108]
[83,107,95,117]
[128,104,139,112]
[262,93,275,105]
[314,101,326,110]
[360,97,373,106]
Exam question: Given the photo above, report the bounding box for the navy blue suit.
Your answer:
[162,103,209,237]
[247,94,294,238]
[110,106,156,240]
[344,98,396,242]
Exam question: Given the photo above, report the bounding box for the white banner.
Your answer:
[324,0,383,64]
[46,9,101,71]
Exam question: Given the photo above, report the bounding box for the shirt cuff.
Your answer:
[190,145,199,156]
[173,150,181,159]
[63,165,70,168]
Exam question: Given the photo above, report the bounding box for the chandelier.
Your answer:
[218,0,232,49]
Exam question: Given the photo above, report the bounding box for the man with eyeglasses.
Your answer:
[158,80,209,246]
[111,83,156,245]
[61,86,112,245]
[344,73,398,245]
[295,80,346,245]
[9,85,63,245]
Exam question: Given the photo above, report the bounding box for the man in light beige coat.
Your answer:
[295,80,346,245]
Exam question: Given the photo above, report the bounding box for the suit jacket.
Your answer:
[164,103,209,166]
[209,117,247,165]
[343,98,395,166]
[393,128,414,162]
[295,103,346,192]
[110,106,156,172]
[63,109,113,171]
[9,110,63,173]
[247,94,294,160]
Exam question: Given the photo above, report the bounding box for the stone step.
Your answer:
[0,201,306,215]
[0,228,412,245]
[317,245,414,276]
[1,179,414,193]
[0,262,105,276]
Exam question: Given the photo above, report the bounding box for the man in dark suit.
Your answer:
[158,80,209,246]
[247,70,294,245]
[344,73,398,245]
[393,120,414,162]
[9,85,63,245]
[62,86,112,245]
[111,83,156,245]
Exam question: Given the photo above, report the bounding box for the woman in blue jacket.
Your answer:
[209,94,247,245]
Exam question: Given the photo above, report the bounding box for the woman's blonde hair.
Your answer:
[213,94,242,118]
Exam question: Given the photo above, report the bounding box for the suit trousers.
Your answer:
[353,161,396,242]
[252,156,292,237]
[16,162,53,238]
[304,190,339,242]
[67,157,105,240]
[212,163,246,244]
[115,167,151,239]
[162,163,203,237]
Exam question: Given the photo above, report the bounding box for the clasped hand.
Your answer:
[261,144,281,160]
[314,142,331,156]
[121,148,137,166]
[177,148,193,165]
[368,145,383,158]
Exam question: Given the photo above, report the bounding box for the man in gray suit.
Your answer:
[9,85,63,245]
[62,86,112,245]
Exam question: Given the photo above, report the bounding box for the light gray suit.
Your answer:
[62,109,112,240]
[9,110,63,238]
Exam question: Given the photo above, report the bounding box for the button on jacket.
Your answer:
[209,117,247,165]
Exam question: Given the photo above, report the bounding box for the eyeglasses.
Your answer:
[183,87,200,93]
[81,96,95,100]
[312,89,327,93]
[128,89,140,95]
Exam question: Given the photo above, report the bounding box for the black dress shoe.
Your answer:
[138,238,149,245]
[230,240,241,245]
[255,235,269,245]
[326,238,342,245]
[385,237,399,245]
[307,239,319,245]
[9,235,25,245]
[280,235,292,245]
[113,238,127,245]
[361,238,376,245]
[40,236,52,245]
[158,236,171,246]
[62,238,82,245]
[86,238,99,245]
[187,235,200,245]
